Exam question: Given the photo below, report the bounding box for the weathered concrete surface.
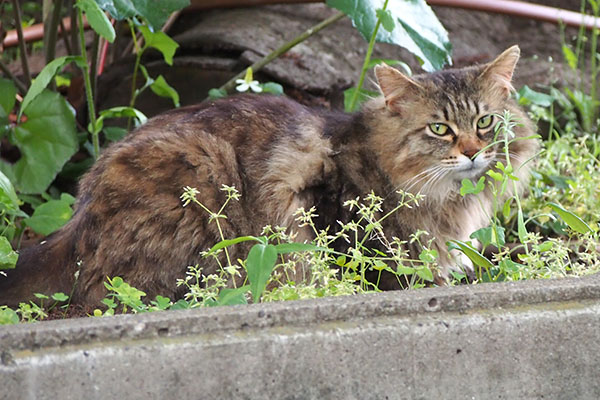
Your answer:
[1,274,600,400]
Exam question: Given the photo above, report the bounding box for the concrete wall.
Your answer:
[1,274,600,400]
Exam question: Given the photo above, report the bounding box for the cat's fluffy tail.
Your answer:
[0,230,78,308]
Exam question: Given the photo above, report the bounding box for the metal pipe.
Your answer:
[3,16,88,48]
[186,0,600,30]
[430,0,599,29]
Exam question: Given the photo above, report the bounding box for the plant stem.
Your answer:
[127,20,144,130]
[89,34,100,98]
[11,0,32,87]
[215,11,345,96]
[348,0,389,112]
[70,0,80,55]
[78,6,99,159]
[574,0,586,93]
[45,0,64,65]
[590,2,599,126]
[59,17,73,55]
[0,59,28,94]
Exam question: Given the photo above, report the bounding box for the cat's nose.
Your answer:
[462,147,480,159]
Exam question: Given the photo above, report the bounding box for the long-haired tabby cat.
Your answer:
[0,46,537,307]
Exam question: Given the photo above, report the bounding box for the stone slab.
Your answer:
[1,274,600,399]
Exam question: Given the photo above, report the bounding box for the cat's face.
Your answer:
[374,46,522,199]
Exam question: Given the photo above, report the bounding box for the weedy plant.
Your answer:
[88,185,441,316]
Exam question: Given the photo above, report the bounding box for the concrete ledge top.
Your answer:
[3,274,600,400]
[1,273,599,352]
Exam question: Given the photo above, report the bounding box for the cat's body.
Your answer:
[0,46,537,307]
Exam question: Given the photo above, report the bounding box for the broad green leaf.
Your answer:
[246,243,278,303]
[274,242,328,254]
[327,0,451,71]
[499,259,523,274]
[75,0,116,42]
[548,202,593,235]
[95,106,147,133]
[344,87,379,112]
[449,270,465,281]
[170,299,191,310]
[11,90,78,194]
[19,56,85,118]
[97,0,189,30]
[0,236,18,270]
[208,235,262,254]
[51,292,69,302]
[448,240,494,270]
[415,267,433,282]
[150,75,180,107]
[460,176,485,196]
[562,44,578,71]
[139,25,179,65]
[212,286,249,307]
[0,170,21,213]
[335,255,346,266]
[24,193,75,236]
[565,88,595,131]
[376,8,394,32]
[517,85,554,107]
[470,225,505,248]
[0,78,17,115]
[418,248,438,264]
[537,241,554,253]
[208,88,227,100]
[96,0,136,21]
[396,265,415,275]
[103,126,128,142]
[0,307,19,325]
[261,82,284,95]
[151,295,172,310]
[99,106,147,122]
[372,259,387,271]
[486,170,503,182]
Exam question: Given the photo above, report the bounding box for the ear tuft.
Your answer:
[479,45,520,96]
[374,64,421,112]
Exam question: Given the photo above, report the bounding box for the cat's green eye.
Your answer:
[429,123,450,136]
[477,114,494,129]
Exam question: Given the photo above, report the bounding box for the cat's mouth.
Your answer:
[454,167,485,180]
[451,158,490,180]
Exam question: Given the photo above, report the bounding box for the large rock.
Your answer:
[97,2,580,117]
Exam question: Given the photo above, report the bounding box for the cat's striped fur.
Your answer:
[0,46,537,306]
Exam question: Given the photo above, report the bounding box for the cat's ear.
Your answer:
[478,45,520,97]
[374,64,422,112]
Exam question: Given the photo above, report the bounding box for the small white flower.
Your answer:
[235,79,263,93]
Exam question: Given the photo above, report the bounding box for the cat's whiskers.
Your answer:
[401,165,441,189]
[420,167,451,196]
[402,165,444,194]
[493,151,525,165]
[508,151,526,164]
